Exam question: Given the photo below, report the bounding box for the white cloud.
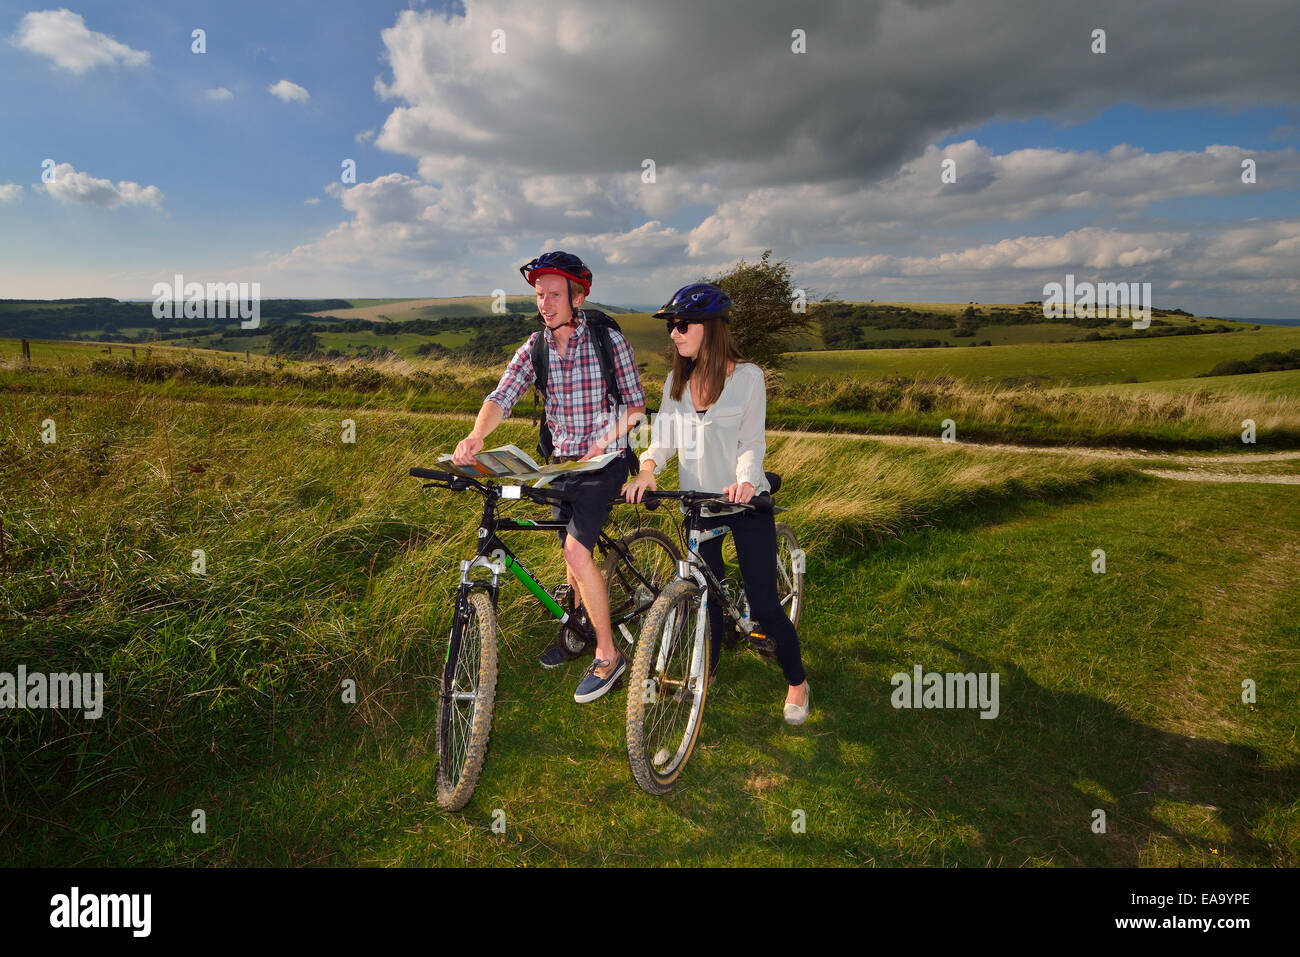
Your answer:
[792,222,1300,312]
[303,197,322,206]
[802,228,1183,281]
[13,9,149,74]
[355,129,376,144]
[683,143,1300,258]
[0,184,23,203]
[556,221,686,267]
[37,163,163,210]
[268,79,310,103]
[205,87,234,102]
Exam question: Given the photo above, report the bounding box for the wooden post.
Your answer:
[246,351,251,363]
[131,347,137,359]
[21,339,31,364]
[107,345,113,354]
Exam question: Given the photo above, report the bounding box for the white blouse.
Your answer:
[640,362,770,496]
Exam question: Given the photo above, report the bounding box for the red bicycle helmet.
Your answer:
[519,251,593,295]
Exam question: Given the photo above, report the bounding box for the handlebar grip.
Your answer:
[410,467,454,481]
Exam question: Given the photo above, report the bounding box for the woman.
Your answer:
[623,283,810,725]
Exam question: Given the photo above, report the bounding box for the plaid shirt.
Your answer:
[486,311,646,457]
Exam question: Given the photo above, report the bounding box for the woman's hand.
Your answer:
[623,468,657,503]
[723,481,755,504]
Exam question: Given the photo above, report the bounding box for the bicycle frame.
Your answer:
[444,482,662,645]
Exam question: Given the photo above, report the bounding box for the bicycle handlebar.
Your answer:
[640,489,775,515]
[409,466,578,505]
[408,467,733,513]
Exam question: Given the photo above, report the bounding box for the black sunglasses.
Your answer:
[664,318,707,334]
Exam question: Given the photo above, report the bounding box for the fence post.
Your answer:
[21,339,31,364]
[132,347,137,359]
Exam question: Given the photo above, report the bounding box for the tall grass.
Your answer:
[9,343,1299,450]
[0,383,1126,847]
[759,374,1300,449]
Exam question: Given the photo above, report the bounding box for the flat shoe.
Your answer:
[783,682,810,725]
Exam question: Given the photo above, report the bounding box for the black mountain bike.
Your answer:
[625,472,804,794]
[409,467,679,811]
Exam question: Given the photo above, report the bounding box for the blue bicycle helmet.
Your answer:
[520,251,593,295]
[653,282,732,322]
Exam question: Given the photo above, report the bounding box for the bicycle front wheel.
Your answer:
[626,578,710,795]
[774,522,804,629]
[435,590,499,811]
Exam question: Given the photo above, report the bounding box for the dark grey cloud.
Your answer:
[373,0,1300,187]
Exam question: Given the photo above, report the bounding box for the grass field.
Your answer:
[6,337,1299,451]
[43,301,1260,377]
[1064,368,1300,402]
[2,372,1296,866]
[784,323,1300,387]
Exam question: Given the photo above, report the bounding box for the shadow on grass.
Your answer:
[698,638,1298,866]
[818,468,1141,551]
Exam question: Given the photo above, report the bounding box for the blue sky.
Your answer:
[2,0,1298,316]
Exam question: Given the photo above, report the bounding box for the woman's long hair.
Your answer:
[669,316,746,407]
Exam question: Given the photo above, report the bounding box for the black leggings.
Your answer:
[695,508,807,687]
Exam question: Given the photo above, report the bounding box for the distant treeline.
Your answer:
[253,313,538,361]
[411,315,535,363]
[1201,348,1300,377]
[812,302,1208,351]
[0,298,351,340]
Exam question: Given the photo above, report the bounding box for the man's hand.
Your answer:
[723,481,756,504]
[452,434,484,466]
[623,468,657,503]
[578,438,608,462]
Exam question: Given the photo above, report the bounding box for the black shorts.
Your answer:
[550,457,628,553]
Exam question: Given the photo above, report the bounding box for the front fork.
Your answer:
[656,559,710,684]
[444,553,504,675]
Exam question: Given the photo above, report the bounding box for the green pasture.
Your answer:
[784,324,1300,387]
[1063,368,1300,402]
[1,376,1296,866]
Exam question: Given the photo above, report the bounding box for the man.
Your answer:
[452,251,646,703]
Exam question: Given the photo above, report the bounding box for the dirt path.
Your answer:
[1139,469,1300,485]
[9,378,1296,485]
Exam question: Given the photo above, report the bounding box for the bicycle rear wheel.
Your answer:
[774,522,804,629]
[626,578,710,794]
[436,590,498,811]
[602,528,680,646]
